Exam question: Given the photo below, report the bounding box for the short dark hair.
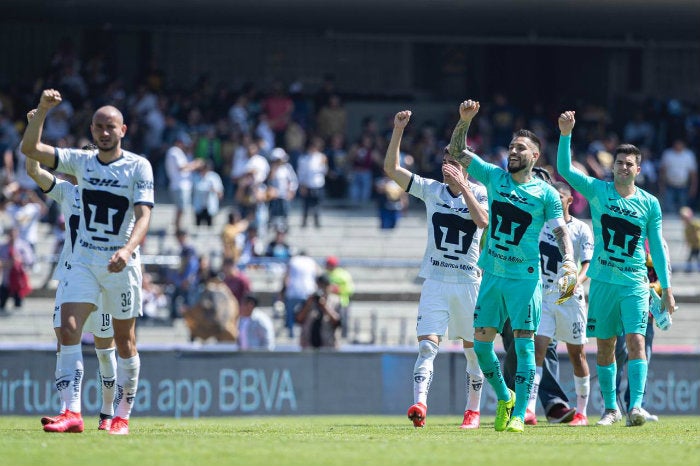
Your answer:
[615,144,642,165]
[513,129,541,152]
[243,294,258,307]
[552,181,571,196]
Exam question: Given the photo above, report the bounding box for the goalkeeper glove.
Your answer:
[555,258,578,305]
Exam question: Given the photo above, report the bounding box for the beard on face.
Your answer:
[96,140,118,152]
[507,159,527,174]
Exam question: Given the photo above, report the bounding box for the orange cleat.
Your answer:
[98,415,113,431]
[459,410,480,429]
[407,402,427,428]
[108,416,129,435]
[43,410,84,433]
[568,413,588,426]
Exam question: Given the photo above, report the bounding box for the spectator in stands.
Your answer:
[317,94,347,142]
[195,126,223,175]
[297,137,328,228]
[192,159,224,228]
[659,139,697,213]
[167,230,200,320]
[165,132,203,232]
[221,209,248,263]
[265,226,293,260]
[297,273,342,349]
[680,206,700,272]
[6,187,47,252]
[325,256,354,339]
[349,134,379,203]
[0,227,34,312]
[238,294,275,351]
[222,257,251,308]
[375,176,408,230]
[262,80,293,146]
[325,133,350,199]
[266,147,298,232]
[281,250,319,338]
[141,272,168,322]
[238,224,265,268]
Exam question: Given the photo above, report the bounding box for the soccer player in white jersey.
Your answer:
[22,90,154,435]
[527,181,594,426]
[449,100,578,433]
[25,109,118,431]
[384,109,488,429]
[24,133,117,431]
[557,111,675,427]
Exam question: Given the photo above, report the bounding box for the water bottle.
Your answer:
[649,288,672,331]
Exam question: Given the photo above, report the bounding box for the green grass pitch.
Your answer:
[1,415,698,466]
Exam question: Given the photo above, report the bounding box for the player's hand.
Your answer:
[26,109,37,122]
[555,259,578,304]
[38,89,62,110]
[394,110,412,129]
[442,161,466,185]
[662,289,677,315]
[108,249,130,273]
[558,111,576,136]
[459,100,480,121]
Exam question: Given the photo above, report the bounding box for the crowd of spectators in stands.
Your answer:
[0,39,699,327]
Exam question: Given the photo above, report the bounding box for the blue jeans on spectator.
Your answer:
[285,297,306,338]
[663,186,689,213]
[350,170,373,203]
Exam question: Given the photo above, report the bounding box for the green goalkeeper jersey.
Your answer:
[467,154,563,280]
[556,134,670,288]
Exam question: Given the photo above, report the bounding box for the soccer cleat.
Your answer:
[43,410,84,433]
[547,404,576,424]
[459,410,480,429]
[108,416,129,435]
[524,409,538,425]
[407,403,427,428]
[639,407,658,422]
[627,407,646,427]
[596,409,622,426]
[506,416,525,433]
[98,414,113,431]
[40,415,60,426]
[494,389,515,432]
[568,413,588,426]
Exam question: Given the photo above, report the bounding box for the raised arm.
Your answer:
[448,100,480,169]
[383,110,413,190]
[20,89,63,167]
[24,109,56,192]
[556,111,591,191]
[442,163,488,228]
[551,219,578,304]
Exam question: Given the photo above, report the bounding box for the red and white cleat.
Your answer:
[459,410,480,429]
[525,409,538,426]
[407,402,427,428]
[98,415,113,431]
[568,413,588,426]
[108,416,129,435]
[43,410,84,433]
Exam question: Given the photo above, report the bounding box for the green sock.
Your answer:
[627,359,648,410]
[597,362,618,410]
[473,340,510,401]
[513,338,535,420]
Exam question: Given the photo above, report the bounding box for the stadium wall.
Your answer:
[1,349,698,418]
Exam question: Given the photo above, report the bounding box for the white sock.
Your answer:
[58,344,83,413]
[527,366,543,413]
[55,351,66,414]
[115,354,140,419]
[574,375,590,416]
[413,340,438,405]
[95,347,117,416]
[464,346,483,412]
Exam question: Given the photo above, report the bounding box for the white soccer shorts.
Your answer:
[416,278,479,342]
[58,261,143,320]
[54,282,113,338]
[539,284,588,345]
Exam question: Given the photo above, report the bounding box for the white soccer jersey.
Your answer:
[44,179,81,281]
[539,216,594,286]
[407,174,487,283]
[55,148,154,266]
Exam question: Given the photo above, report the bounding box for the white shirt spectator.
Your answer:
[297,151,328,189]
[165,145,194,192]
[660,145,697,188]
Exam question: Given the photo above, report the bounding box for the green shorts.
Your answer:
[587,279,649,339]
[474,272,541,333]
